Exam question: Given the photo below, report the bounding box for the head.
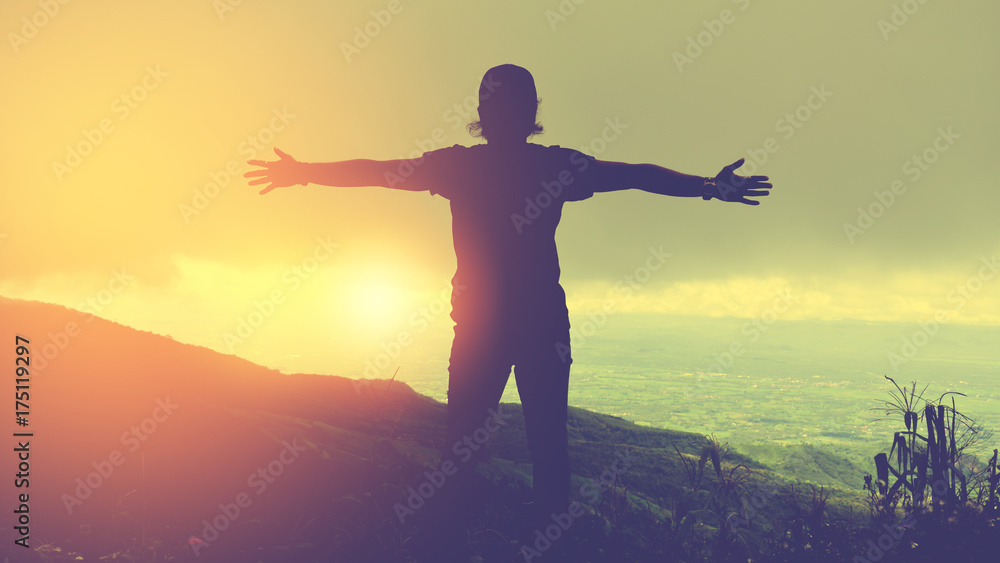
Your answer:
[468,64,543,144]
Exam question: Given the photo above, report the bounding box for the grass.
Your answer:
[1,378,997,563]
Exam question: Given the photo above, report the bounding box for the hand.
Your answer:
[711,158,771,205]
[244,148,306,195]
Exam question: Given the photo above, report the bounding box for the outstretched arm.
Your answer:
[593,158,771,205]
[244,148,404,195]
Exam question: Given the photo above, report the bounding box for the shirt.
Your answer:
[399,142,603,331]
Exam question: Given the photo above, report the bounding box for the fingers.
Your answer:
[247,148,293,171]
[726,179,772,193]
[246,150,293,194]
[715,164,771,204]
[729,176,770,186]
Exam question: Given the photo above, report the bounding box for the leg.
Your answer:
[439,320,513,513]
[514,329,572,523]
[413,321,514,559]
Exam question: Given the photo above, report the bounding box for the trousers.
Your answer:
[441,309,573,520]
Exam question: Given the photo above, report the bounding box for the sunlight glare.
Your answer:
[352,281,406,330]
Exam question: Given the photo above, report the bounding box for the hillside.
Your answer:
[0,297,866,562]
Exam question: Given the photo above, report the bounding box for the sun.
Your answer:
[353,282,406,329]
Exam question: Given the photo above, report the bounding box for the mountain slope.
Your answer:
[0,297,863,561]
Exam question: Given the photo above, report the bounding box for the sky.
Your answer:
[1,0,998,378]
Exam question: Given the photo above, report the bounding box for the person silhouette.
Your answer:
[245,63,769,544]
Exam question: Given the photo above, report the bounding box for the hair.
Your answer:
[467,64,544,142]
